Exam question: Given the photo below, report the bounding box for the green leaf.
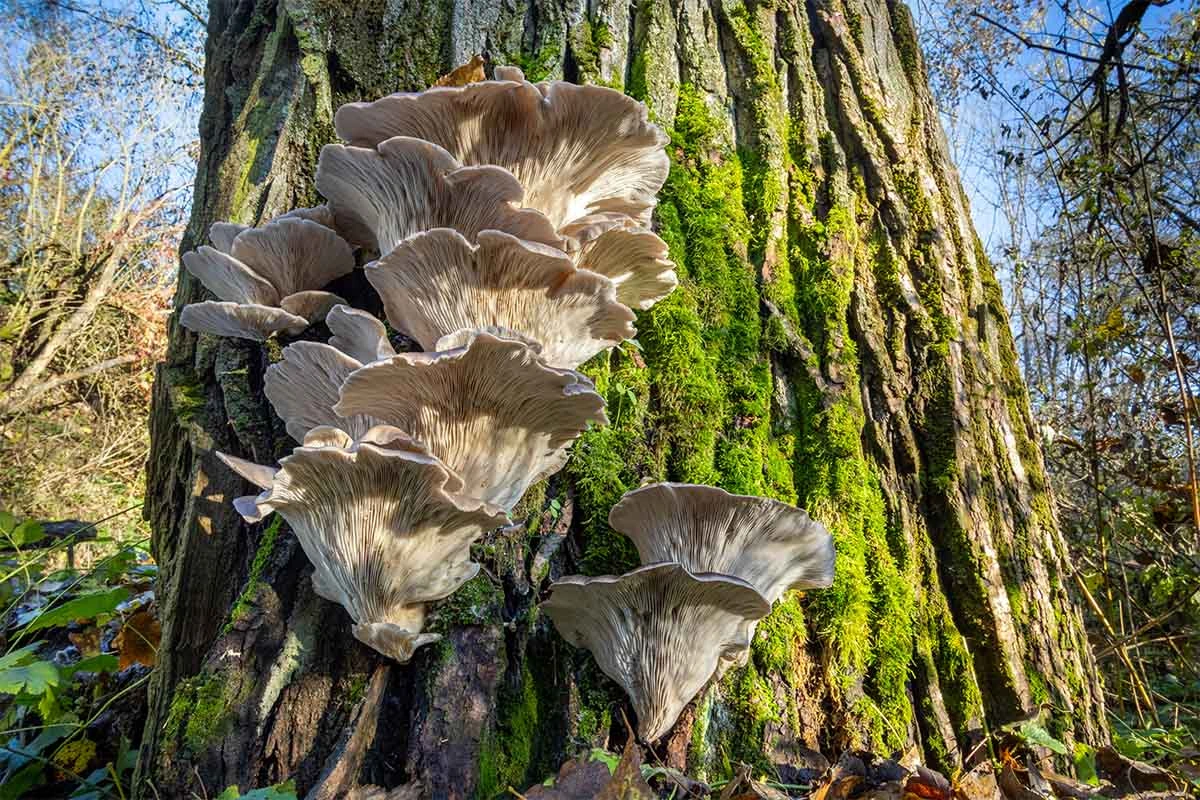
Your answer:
[1019,721,1070,755]
[0,657,60,696]
[23,586,130,632]
[1074,743,1099,786]
[10,520,43,546]
[0,761,46,800]
[0,510,16,535]
[65,654,119,676]
[216,782,298,800]
[589,747,619,774]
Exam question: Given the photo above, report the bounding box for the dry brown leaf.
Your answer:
[433,55,486,87]
[114,609,160,668]
[68,626,101,655]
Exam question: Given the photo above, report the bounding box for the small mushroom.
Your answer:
[573,226,678,311]
[332,68,669,232]
[314,136,562,254]
[219,425,505,662]
[181,216,354,341]
[335,329,606,510]
[326,304,396,364]
[264,340,383,442]
[607,482,836,602]
[366,228,635,369]
[542,563,771,741]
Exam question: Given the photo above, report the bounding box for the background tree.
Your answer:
[137,0,1108,796]
[0,1,202,536]
[918,0,1200,756]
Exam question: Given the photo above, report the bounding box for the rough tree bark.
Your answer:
[135,0,1107,796]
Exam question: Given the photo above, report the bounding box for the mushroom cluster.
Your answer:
[542,483,835,741]
[191,66,679,662]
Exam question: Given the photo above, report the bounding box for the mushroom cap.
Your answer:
[607,482,836,602]
[246,425,506,662]
[264,341,383,442]
[314,135,562,254]
[228,216,355,298]
[325,304,396,364]
[574,227,678,311]
[366,228,635,369]
[332,69,669,231]
[179,301,310,341]
[542,563,770,741]
[183,215,355,341]
[335,329,606,510]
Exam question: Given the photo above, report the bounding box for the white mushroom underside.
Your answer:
[608,483,836,603]
[542,563,770,741]
[314,136,562,254]
[332,73,669,231]
[366,228,635,369]
[335,331,606,510]
[264,341,381,442]
[261,430,506,662]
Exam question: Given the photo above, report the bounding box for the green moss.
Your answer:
[224,516,283,632]
[505,40,563,82]
[570,20,617,87]
[477,664,540,797]
[163,670,248,754]
[888,0,923,79]
[431,574,504,631]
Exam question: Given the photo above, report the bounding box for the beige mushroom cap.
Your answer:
[608,482,836,602]
[332,68,669,232]
[182,215,355,341]
[335,329,606,510]
[325,304,396,364]
[542,563,770,741]
[366,228,635,369]
[574,226,678,311]
[224,425,505,663]
[263,341,383,442]
[179,301,310,341]
[314,135,562,254]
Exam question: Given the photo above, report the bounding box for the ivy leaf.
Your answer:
[1019,721,1070,755]
[23,587,130,632]
[216,781,298,799]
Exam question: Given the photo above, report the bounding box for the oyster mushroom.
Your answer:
[325,303,396,365]
[262,306,396,443]
[181,215,354,341]
[366,228,635,369]
[542,563,770,741]
[335,329,606,510]
[219,425,506,662]
[314,135,562,254]
[608,482,836,602]
[333,67,669,232]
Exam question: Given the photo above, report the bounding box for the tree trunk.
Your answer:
[136,0,1107,796]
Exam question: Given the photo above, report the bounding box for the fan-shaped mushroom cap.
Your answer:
[326,304,396,364]
[366,228,635,369]
[264,341,383,442]
[182,216,355,341]
[314,136,562,254]
[543,563,770,741]
[575,227,677,311]
[608,483,836,602]
[333,68,669,232]
[335,329,606,510]
[225,425,505,662]
[179,301,310,341]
